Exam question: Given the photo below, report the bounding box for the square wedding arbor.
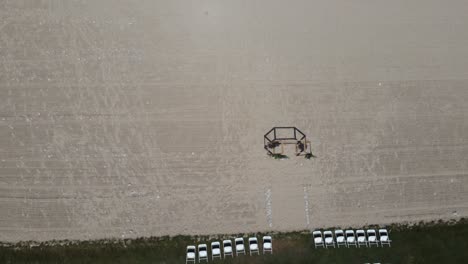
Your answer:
[264,127,312,157]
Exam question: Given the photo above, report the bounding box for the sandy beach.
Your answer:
[1,0,468,242]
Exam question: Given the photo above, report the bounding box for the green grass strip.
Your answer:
[1,219,467,263]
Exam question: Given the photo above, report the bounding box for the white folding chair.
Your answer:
[356,229,368,247]
[379,229,391,247]
[211,241,221,260]
[186,245,196,264]
[223,240,233,258]
[335,230,346,248]
[324,231,335,248]
[367,229,379,247]
[263,236,273,254]
[198,244,208,262]
[313,231,324,248]
[235,237,246,256]
[248,237,259,255]
[345,230,357,247]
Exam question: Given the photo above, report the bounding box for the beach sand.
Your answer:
[1,0,468,242]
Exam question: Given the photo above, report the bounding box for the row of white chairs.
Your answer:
[313,229,391,248]
[186,236,272,263]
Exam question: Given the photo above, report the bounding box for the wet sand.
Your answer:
[1,0,468,242]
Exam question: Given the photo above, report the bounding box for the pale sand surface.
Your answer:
[1,0,468,242]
